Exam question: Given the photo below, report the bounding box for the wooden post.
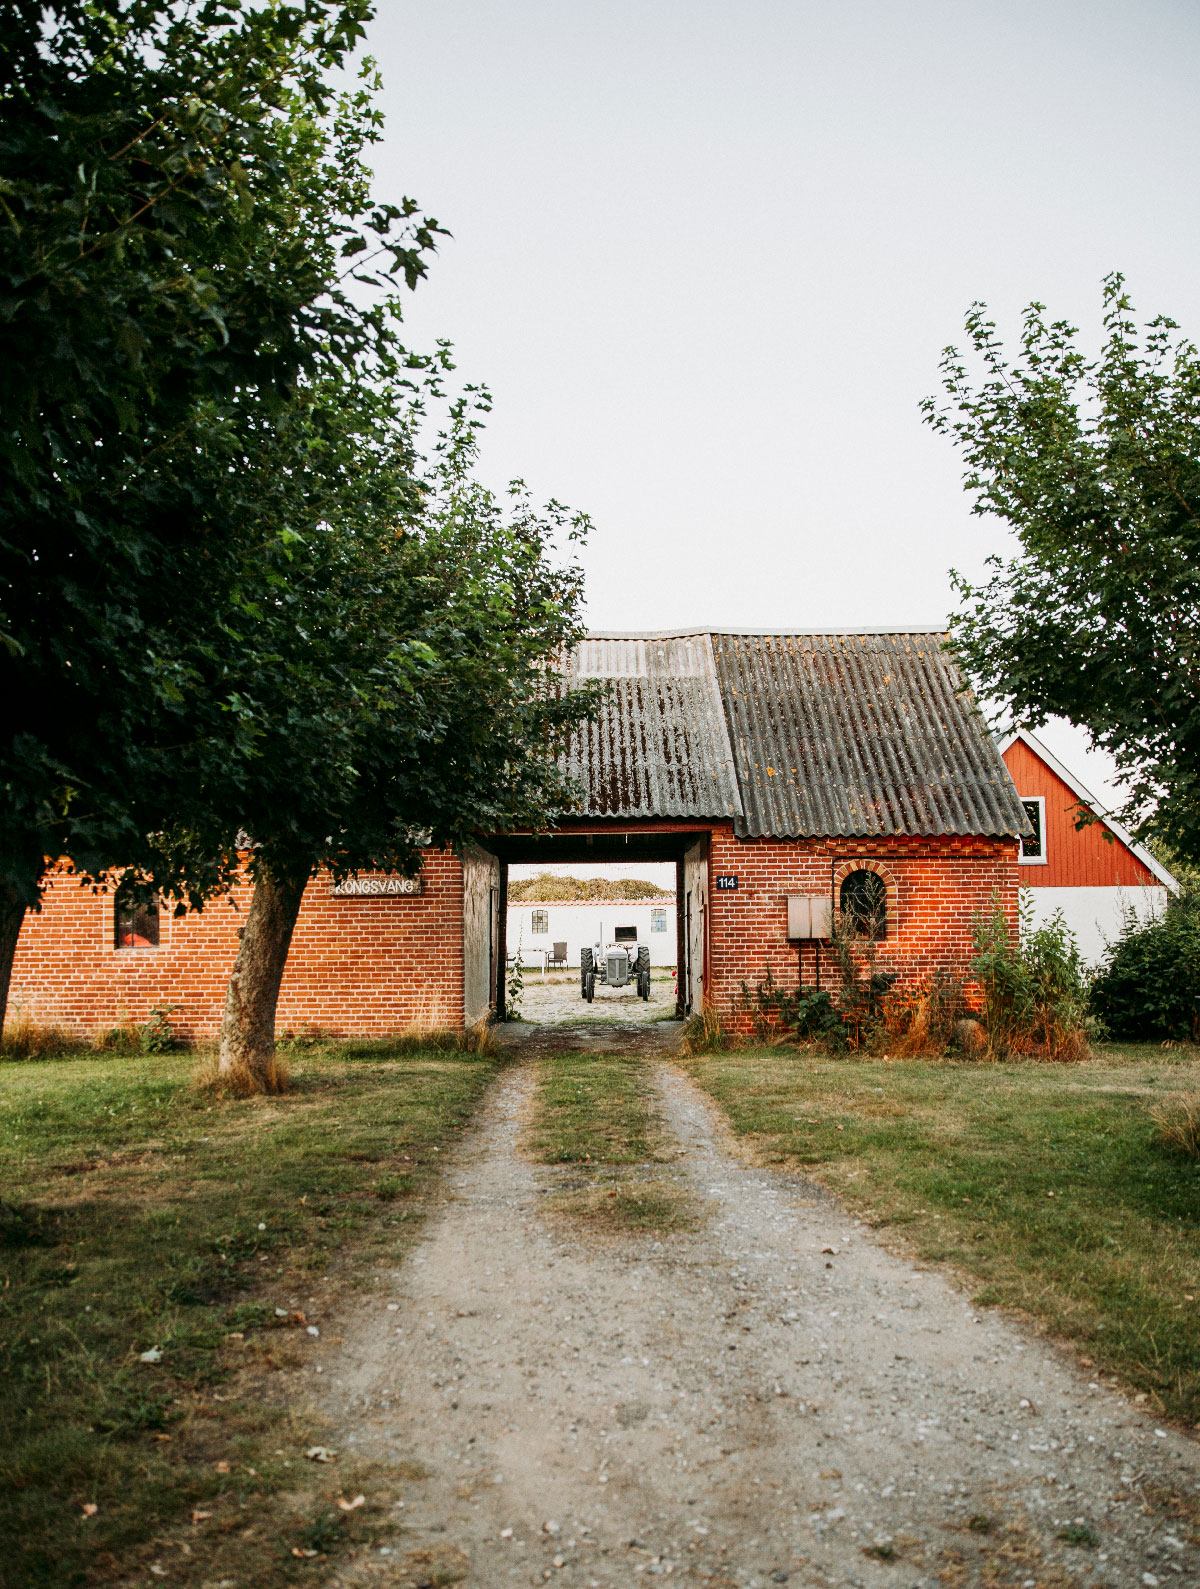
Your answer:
[495,862,508,1021]
[675,857,687,1017]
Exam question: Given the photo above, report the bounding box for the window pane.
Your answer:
[115,897,159,949]
[651,908,667,931]
[531,909,548,934]
[1020,799,1043,860]
[839,870,886,939]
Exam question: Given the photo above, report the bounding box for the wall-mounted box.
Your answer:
[787,894,832,940]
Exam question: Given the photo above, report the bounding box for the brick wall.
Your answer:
[10,828,1018,1042]
[705,827,1019,1028]
[9,851,466,1042]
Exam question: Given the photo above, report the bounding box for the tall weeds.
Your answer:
[825,909,895,1051]
[0,1007,81,1060]
[681,999,731,1054]
[880,971,967,1057]
[1150,1092,1200,1160]
[971,897,1090,1060]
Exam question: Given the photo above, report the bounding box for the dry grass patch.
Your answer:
[544,1174,700,1235]
[687,1044,1200,1425]
[0,1007,86,1060]
[528,1052,696,1235]
[526,1051,669,1164]
[1152,1091,1200,1160]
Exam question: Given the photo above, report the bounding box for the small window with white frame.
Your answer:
[650,907,667,932]
[1019,797,1047,864]
[531,908,549,934]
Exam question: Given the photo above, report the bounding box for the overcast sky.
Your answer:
[366,0,1200,806]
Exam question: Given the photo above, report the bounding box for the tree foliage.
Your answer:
[0,0,443,910]
[923,274,1200,863]
[200,396,594,1090]
[0,1,598,1075]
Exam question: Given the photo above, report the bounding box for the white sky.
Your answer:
[367,0,1200,808]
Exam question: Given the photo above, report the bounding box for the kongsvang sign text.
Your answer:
[330,873,424,898]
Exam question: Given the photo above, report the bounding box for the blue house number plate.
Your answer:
[715,874,739,891]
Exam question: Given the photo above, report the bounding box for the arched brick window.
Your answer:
[839,868,887,940]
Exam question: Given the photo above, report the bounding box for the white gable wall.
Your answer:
[1021,884,1169,967]
[506,898,677,967]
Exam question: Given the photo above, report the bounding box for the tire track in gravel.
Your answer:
[316,1059,1199,1589]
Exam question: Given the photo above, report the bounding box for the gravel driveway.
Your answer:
[319,1061,1199,1589]
[510,971,679,1028]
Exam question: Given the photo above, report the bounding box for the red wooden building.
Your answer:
[998,729,1176,964]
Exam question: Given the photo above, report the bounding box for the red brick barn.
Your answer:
[9,630,1030,1042]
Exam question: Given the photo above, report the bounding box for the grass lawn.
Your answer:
[526,1051,665,1164]
[0,1040,501,1589]
[687,1043,1200,1426]
[525,1052,696,1233]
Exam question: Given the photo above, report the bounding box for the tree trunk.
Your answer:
[217,867,309,1095]
[0,876,32,1042]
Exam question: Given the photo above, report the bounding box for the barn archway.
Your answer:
[479,826,711,1025]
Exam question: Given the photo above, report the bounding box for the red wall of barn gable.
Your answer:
[1001,740,1154,889]
[9,851,465,1042]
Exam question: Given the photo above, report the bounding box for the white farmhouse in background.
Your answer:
[998,729,1178,965]
[506,896,677,968]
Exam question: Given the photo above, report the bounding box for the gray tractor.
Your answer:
[580,935,651,1002]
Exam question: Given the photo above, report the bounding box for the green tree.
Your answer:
[923,274,1200,863]
[0,1,443,1031]
[184,396,591,1093]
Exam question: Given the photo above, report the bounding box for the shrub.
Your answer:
[827,914,895,1052]
[971,898,1090,1060]
[139,1004,181,1053]
[734,971,844,1046]
[1090,887,1200,1041]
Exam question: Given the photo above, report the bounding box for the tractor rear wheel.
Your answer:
[580,947,593,999]
[635,946,650,976]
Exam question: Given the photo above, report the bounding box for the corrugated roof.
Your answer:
[562,634,742,820]
[711,632,1031,839]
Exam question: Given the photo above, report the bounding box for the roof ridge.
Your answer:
[585,626,950,639]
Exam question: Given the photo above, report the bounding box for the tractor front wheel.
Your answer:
[639,970,651,1001]
[580,947,594,999]
[584,970,596,1002]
